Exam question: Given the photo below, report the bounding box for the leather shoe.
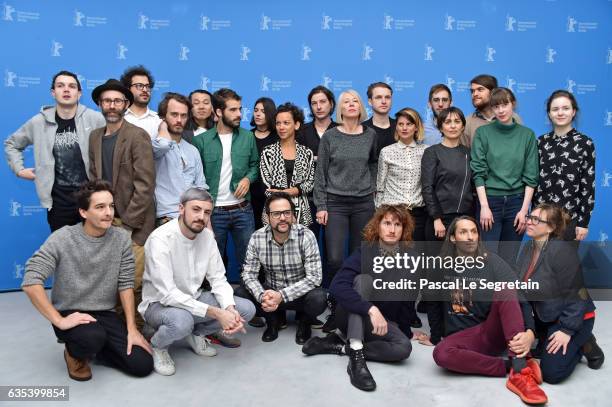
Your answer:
[295,319,312,345]
[262,322,279,342]
[582,334,605,369]
[347,347,376,391]
[302,333,345,356]
[64,347,92,381]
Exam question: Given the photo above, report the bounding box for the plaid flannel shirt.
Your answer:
[241,224,322,303]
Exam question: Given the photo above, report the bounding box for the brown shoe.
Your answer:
[64,348,92,381]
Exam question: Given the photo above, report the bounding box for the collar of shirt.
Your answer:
[125,107,157,119]
[396,140,417,149]
[552,128,577,140]
[473,109,495,122]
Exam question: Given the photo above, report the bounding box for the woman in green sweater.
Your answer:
[470,88,538,265]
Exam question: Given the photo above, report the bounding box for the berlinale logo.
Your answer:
[424,45,435,61]
[51,40,63,57]
[9,199,21,216]
[179,45,190,61]
[117,43,128,60]
[301,45,312,61]
[4,69,17,87]
[362,44,373,61]
[546,47,556,64]
[241,107,251,123]
[485,46,496,62]
[200,15,210,30]
[74,9,85,26]
[260,75,271,91]
[240,45,251,61]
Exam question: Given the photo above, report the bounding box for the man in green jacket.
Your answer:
[192,88,259,280]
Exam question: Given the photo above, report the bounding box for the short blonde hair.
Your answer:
[336,89,368,123]
[394,107,425,142]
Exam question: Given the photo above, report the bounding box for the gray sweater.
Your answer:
[313,126,378,211]
[22,224,134,312]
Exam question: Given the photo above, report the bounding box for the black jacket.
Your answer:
[421,143,474,219]
[516,239,595,336]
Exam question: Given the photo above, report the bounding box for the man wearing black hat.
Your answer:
[89,79,156,330]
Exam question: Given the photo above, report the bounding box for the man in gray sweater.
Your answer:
[21,179,153,381]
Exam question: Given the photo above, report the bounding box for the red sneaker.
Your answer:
[527,358,543,384]
[507,367,548,405]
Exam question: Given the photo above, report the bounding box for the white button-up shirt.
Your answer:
[139,219,236,318]
[376,140,427,208]
[124,107,162,139]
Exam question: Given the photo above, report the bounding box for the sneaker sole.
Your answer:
[506,381,547,405]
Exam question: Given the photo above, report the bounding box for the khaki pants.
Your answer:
[112,218,145,330]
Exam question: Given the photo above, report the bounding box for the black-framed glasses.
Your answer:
[525,215,551,226]
[100,98,127,107]
[131,83,152,91]
[269,210,293,219]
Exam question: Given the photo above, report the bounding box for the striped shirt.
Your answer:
[241,224,322,303]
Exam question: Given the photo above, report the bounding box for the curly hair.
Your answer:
[362,205,414,242]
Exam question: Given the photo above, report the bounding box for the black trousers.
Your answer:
[335,275,412,362]
[234,286,327,324]
[53,310,153,377]
[47,204,81,232]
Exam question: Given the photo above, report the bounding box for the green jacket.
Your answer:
[470,120,538,196]
[192,126,260,202]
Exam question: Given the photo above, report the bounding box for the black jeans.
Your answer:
[53,310,153,377]
[324,194,375,287]
[234,286,327,324]
[335,275,412,362]
[47,204,81,232]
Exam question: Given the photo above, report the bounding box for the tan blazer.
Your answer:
[89,120,156,246]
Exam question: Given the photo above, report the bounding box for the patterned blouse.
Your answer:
[376,140,427,208]
[533,128,595,228]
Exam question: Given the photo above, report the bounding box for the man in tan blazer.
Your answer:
[89,79,156,329]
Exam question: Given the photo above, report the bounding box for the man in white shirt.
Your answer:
[120,65,162,139]
[139,188,256,376]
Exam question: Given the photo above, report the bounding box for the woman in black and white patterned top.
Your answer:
[260,103,314,226]
[534,90,595,241]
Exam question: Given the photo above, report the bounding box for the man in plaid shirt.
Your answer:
[236,192,327,344]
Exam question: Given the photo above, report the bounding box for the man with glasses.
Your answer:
[5,70,104,231]
[89,78,156,330]
[236,192,327,344]
[423,84,452,146]
[120,65,162,139]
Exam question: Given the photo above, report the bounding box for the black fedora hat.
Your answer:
[91,79,134,106]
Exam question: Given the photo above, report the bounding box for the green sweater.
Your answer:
[470,120,538,196]
[192,126,260,202]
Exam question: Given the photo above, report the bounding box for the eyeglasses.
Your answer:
[431,97,450,103]
[269,210,293,219]
[525,215,551,226]
[100,98,127,107]
[131,83,152,91]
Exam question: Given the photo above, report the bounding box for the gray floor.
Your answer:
[1,291,610,407]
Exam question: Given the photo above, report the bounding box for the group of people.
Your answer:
[5,66,603,405]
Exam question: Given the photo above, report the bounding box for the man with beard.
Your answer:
[89,79,156,329]
[5,70,104,231]
[423,83,452,146]
[236,192,326,344]
[461,74,522,148]
[140,188,256,376]
[192,88,259,279]
[152,93,207,226]
[120,65,162,139]
[362,82,395,156]
[21,180,153,381]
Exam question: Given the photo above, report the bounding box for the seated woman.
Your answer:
[301,205,413,392]
[260,103,314,227]
[517,203,604,384]
[420,216,547,405]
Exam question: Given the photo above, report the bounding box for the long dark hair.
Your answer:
[186,89,215,131]
[440,215,488,259]
[250,97,277,131]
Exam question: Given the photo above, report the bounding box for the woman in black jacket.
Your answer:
[517,203,604,383]
[421,107,474,242]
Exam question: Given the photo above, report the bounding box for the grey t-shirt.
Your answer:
[101,132,118,184]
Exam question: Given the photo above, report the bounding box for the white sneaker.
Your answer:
[152,347,175,376]
[186,334,217,357]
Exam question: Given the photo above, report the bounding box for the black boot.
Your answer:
[347,346,376,391]
[262,314,279,342]
[302,332,345,356]
[322,297,337,333]
[295,318,312,345]
[582,335,605,369]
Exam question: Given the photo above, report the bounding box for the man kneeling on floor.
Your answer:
[236,192,327,344]
[302,204,413,391]
[22,179,154,381]
[139,187,256,376]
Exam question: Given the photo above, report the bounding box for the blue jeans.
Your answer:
[211,202,255,274]
[478,193,524,265]
[145,291,256,349]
